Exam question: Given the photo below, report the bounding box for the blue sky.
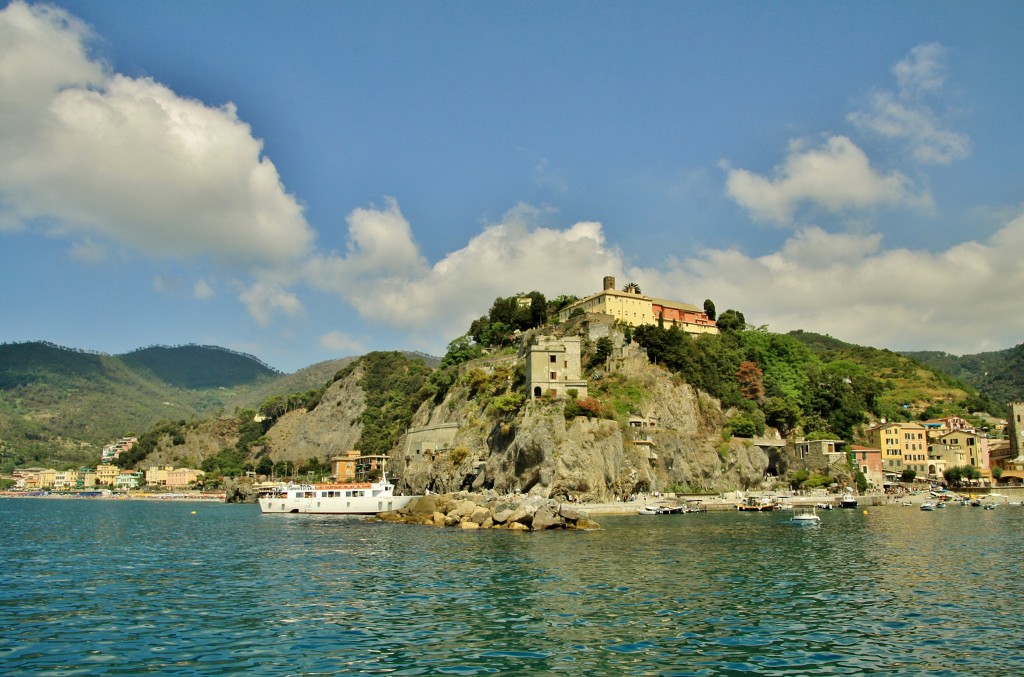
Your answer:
[2,1,1023,373]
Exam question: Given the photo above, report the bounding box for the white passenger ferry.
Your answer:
[258,473,418,515]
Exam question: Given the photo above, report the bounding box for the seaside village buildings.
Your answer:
[11,436,204,492]
[862,413,1010,486]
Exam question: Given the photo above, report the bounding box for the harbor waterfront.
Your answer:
[2,498,1023,675]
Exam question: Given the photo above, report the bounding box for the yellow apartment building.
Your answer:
[15,467,56,489]
[167,468,204,488]
[95,464,120,486]
[867,422,928,477]
[52,469,80,489]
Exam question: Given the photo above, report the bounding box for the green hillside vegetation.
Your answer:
[0,342,294,472]
[118,344,280,389]
[787,331,1001,418]
[118,351,437,482]
[903,343,1024,406]
[438,298,1001,445]
[238,356,357,410]
[334,351,435,456]
[627,324,998,442]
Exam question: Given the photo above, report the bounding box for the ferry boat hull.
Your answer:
[258,474,418,515]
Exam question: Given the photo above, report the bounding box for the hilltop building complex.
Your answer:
[557,276,718,335]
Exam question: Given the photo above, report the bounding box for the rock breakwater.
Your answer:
[377,493,601,531]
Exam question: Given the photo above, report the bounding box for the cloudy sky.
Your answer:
[2,1,1022,372]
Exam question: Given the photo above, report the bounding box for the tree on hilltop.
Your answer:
[703,299,717,321]
[716,309,746,333]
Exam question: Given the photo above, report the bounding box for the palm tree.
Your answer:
[623,282,641,294]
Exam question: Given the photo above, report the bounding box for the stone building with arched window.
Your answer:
[526,336,588,400]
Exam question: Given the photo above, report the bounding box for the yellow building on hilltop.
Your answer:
[557,276,718,335]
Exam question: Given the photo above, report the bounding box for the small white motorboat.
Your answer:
[790,507,821,524]
[638,504,686,515]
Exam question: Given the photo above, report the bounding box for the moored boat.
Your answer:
[685,499,708,513]
[258,473,417,515]
[920,502,936,511]
[839,493,858,509]
[638,503,686,515]
[790,506,821,524]
[737,496,776,511]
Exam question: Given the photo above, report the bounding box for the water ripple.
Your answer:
[3,499,1024,674]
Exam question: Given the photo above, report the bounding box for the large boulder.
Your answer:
[530,506,564,530]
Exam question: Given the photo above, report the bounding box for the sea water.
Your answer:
[1,498,1022,675]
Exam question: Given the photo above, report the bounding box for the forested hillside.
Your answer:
[121,351,436,481]
[0,342,305,471]
[118,344,280,389]
[627,323,996,445]
[902,343,1024,406]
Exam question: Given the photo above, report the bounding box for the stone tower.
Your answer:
[1008,402,1024,459]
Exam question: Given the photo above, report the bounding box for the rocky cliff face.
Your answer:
[260,372,365,464]
[148,365,365,468]
[393,350,771,500]
[145,416,241,467]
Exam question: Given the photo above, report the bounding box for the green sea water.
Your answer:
[1,498,1022,675]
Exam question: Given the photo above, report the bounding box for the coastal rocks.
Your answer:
[223,477,258,504]
[377,492,600,531]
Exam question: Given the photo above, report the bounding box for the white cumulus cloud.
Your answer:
[636,211,1024,356]
[193,279,215,300]
[240,281,304,328]
[307,202,625,348]
[724,136,928,224]
[0,1,315,267]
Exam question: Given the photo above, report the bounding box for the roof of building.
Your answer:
[565,287,704,314]
[648,295,703,313]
